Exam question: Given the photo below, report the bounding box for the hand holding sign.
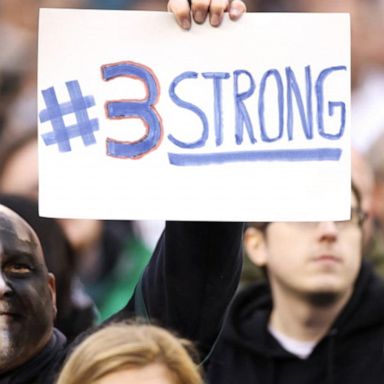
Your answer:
[168,0,246,29]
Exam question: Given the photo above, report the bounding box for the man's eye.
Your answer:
[5,264,33,275]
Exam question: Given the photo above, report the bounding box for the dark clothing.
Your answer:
[0,221,243,384]
[0,329,66,384]
[114,221,244,357]
[207,260,384,384]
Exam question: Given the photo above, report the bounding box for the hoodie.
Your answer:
[206,261,384,384]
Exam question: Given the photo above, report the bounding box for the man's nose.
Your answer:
[317,221,338,242]
[0,272,11,298]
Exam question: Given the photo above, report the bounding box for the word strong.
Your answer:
[169,65,346,149]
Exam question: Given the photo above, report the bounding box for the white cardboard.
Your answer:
[38,10,351,221]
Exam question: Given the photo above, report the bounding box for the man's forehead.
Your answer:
[0,205,40,250]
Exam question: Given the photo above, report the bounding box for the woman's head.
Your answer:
[57,322,203,384]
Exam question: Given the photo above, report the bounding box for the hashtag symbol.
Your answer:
[39,80,99,152]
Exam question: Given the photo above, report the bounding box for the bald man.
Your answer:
[0,205,64,381]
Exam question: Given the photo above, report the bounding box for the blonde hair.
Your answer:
[56,322,203,384]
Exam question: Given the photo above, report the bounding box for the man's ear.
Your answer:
[47,273,57,318]
[243,226,268,267]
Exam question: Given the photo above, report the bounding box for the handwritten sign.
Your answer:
[38,9,351,221]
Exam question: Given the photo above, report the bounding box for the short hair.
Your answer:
[56,321,203,384]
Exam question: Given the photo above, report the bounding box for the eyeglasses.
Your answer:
[248,207,368,232]
[339,207,367,227]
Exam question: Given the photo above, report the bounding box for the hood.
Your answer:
[223,260,384,359]
[331,261,384,336]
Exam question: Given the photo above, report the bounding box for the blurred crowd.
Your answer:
[1,0,384,342]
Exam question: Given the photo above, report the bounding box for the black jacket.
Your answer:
[0,221,243,384]
[207,260,384,384]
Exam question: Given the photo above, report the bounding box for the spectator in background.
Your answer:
[56,322,203,384]
[207,184,384,384]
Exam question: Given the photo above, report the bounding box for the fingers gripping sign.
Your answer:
[167,0,246,30]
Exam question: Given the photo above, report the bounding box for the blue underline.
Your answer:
[168,148,342,166]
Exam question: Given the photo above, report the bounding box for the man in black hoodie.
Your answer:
[206,184,384,384]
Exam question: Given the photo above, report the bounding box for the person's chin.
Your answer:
[305,290,340,307]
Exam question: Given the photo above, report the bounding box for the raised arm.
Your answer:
[130,221,244,358]
[168,0,246,30]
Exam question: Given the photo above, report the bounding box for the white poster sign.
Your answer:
[38,9,351,221]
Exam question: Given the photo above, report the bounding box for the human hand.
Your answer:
[167,0,246,30]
